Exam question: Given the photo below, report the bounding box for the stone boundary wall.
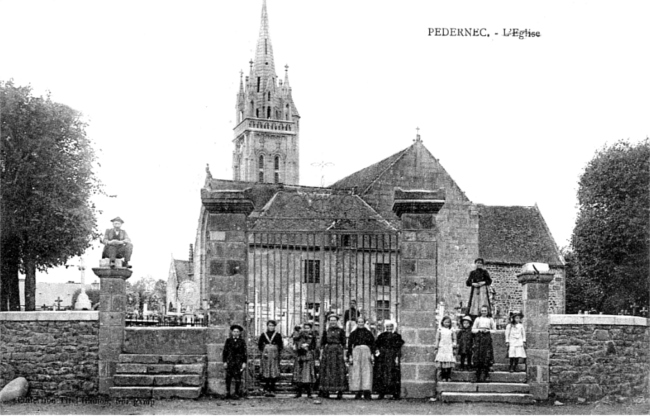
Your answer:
[549,314,649,401]
[487,264,565,315]
[0,311,99,397]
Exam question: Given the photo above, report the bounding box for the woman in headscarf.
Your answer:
[373,319,404,400]
[222,324,247,399]
[292,322,317,398]
[319,314,347,399]
[258,320,283,396]
[348,316,375,400]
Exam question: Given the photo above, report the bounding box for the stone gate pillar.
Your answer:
[201,189,254,396]
[392,188,445,398]
[93,267,132,395]
[517,270,554,400]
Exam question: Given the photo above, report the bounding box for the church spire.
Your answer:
[254,0,276,80]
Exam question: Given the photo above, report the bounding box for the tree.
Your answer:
[126,277,167,314]
[0,80,102,310]
[569,139,650,314]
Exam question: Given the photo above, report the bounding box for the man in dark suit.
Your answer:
[102,217,133,268]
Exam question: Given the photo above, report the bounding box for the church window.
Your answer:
[267,106,271,118]
[267,92,271,101]
[274,156,280,183]
[376,300,391,320]
[375,263,391,286]
[258,155,264,182]
[257,77,260,92]
[256,108,259,118]
[274,156,280,170]
[285,104,290,120]
[304,260,320,283]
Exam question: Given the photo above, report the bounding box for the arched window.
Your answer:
[274,156,280,183]
[258,155,264,182]
[267,106,271,119]
[267,92,271,101]
[256,108,259,118]
[257,77,261,92]
[285,104,290,120]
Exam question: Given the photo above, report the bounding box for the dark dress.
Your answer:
[292,330,317,384]
[457,328,474,356]
[466,268,492,317]
[258,330,283,379]
[320,326,347,392]
[223,337,247,378]
[373,331,404,396]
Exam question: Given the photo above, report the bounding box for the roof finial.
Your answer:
[415,127,421,142]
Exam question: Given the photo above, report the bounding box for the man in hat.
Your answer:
[223,324,247,399]
[466,258,492,320]
[102,217,133,268]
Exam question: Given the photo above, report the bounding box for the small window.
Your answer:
[304,260,321,283]
[268,92,271,101]
[258,155,264,182]
[257,77,261,92]
[376,300,390,320]
[375,263,391,286]
[267,107,271,118]
[256,108,259,118]
[274,156,280,170]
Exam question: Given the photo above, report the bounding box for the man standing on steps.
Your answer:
[101,217,133,268]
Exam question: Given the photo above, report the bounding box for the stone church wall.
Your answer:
[486,264,565,316]
[0,312,99,398]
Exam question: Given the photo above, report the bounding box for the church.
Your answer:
[175,0,565,338]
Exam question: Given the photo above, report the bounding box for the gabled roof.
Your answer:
[251,190,396,232]
[173,260,191,283]
[330,147,409,193]
[478,204,564,266]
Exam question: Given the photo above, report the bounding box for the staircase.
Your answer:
[109,354,206,399]
[438,363,535,404]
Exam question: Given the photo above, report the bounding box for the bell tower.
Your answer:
[233,0,300,185]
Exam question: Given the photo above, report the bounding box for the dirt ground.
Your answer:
[1,396,649,415]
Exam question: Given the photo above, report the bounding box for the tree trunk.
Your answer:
[24,258,36,311]
[1,235,21,311]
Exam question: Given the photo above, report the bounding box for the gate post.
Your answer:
[201,189,254,396]
[392,188,445,398]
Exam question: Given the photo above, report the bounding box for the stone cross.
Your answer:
[640,307,648,317]
[41,303,48,311]
[54,297,63,310]
[630,301,639,316]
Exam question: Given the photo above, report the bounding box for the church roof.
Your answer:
[478,204,564,266]
[330,146,409,193]
[173,260,192,283]
[251,190,395,232]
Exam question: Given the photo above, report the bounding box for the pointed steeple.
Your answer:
[283,64,290,87]
[254,0,276,82]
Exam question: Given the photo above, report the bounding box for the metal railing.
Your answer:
[124,313,208,327]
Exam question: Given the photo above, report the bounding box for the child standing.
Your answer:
[505,311,526,372]
[457,315,474,371]
[434,316,456,382]
[472,305,495,382]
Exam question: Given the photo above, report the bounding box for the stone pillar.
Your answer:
[392,188,445,398]
[93,267,132,395]
[517,271,554,400]
[201,189,254,396]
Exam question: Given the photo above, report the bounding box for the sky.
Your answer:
[1,0,648,287]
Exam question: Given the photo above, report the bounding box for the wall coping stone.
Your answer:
[0,311,98,321]
[549,314,648,327]
[125,327,207,331]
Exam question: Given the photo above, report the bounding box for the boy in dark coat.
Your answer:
[223,324,247,399]
[457,315,474,370]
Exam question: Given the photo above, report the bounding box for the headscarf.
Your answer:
[383,319,397,333]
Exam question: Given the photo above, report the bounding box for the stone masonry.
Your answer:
[393,188,445,398]
[0,312,99,397]
[548,315,649,401]
[201,189,253,395]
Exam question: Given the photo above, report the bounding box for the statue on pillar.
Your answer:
[101,217,133,268]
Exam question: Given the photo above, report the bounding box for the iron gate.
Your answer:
[246,231,400,337]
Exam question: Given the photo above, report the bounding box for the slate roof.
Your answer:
[478,204,564,266]
[173,260,191,283]
[251,190,395,232]
[330,147,409,193]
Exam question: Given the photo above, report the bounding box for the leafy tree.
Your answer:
[570,139,650,314]
[0,80,102,311]
[70,288,101,309]
[126,277,167,314]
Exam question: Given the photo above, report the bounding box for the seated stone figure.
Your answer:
[102,217,133,268]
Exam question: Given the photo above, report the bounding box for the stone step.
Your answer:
[115,363,205,375]
[440,392,535,404]
[450,371,526,383]
[437,382,530,393]
[118,354,206,364]
[109,386,202,399]
[113,374,204,387]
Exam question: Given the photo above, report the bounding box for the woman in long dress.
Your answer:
[348,317,375,400]
[258,320,283,397]
[466,258,492,320]
[319,314,347,399]
[373,319,404,400]
[292,322,317,398]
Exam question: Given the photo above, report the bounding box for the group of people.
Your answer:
[221,313,405,400]
[433,258,527,383]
